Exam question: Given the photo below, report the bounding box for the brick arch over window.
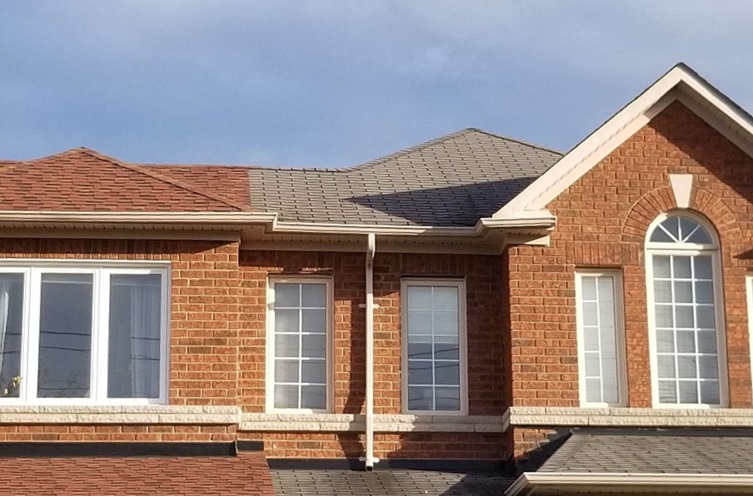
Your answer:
[621,186,743,248]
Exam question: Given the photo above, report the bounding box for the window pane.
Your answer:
[662,217,681,240]
[275,309,299,332]
[434,342,459,360]
[577,274,622,405]
[695,282,714,304]
[301,385,326,410]
[407,311,432,334]
[301,284,326,308]
[698,356,718,380]
[274,359,299,383]
[679,381,698,403]
[301,309,326,334]
[653,256,671,278]
[700,381,720,404]
[657,329,674,353]
[654,281,672,303]
[301,360,325,385]
[677,356,697,379]
[0,274,24,398]
[697,331,717,353]
[434,287,459,310]
[275,334,299,358]
[407,287,433,310]
[301,334,325,359]
[686,224,712,244]
[676,330,696,353]
[434,361,459,386]
[407,340,432,360]
[433,311,459,335]
[274,385,299,409]
[659,380,677,403]
[694,257,713,279]
[274,284,299,308]
[657,355,676,379]
[581,278,596,300]
[673,257,692,279]
[697,306,715,329]
[38,273,93,398]
[435,387,460,411]
[108,274,162,399]
[407,360,433,385]
[650,227,675,243]
[675,307,694,329]
[655,306,673,327]
[408,386,433,411]
[673,281,693,303]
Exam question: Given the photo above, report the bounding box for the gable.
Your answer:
[494,63,753,222]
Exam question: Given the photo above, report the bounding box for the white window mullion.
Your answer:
[24,268,41,403]
[94,270,111,402]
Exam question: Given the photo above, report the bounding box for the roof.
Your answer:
[0,148,248,212]
[0,452,273,495]
[540,430,753,475]
[247,129,561,227]
[271,468,513,495]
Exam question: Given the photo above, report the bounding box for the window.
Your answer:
[646,213,726,407]
[0,263,169,404]
[575,271,626,407]
[401,279,466,414]
[267,278,332,413]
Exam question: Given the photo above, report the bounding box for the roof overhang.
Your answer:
[507,472,753,495]
[494,62,753,220]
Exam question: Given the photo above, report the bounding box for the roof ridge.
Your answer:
[75,148,250,212]
[245,128,529,174]
[467,127,563,156]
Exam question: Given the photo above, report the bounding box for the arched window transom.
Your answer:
[646,213,725,407]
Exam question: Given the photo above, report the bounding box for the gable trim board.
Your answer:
[494,63,753,220]
[506,473,753,496]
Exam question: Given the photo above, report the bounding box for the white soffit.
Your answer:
[494,63,753,219]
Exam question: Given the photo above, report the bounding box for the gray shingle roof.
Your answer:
[540,430,753,475]
[271,469,513,495]
[248,129,561,227]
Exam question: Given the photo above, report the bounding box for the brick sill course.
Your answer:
[239,413,504,433]
[0,406,239,424]
[503,406,753,431]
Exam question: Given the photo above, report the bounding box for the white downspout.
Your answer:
[362,233,379,470]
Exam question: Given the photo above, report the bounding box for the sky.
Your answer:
[2,1,753,167]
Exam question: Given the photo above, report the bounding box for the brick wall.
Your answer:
[507,101,753,456]
[0,424,235,442]
[238,251,505,459]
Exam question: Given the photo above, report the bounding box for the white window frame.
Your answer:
[0,259,170,406]
[746,275,753,404]
[575,269,628,408]
[265,276,334,414]
[645,212,728,409]
[401,278,468,416]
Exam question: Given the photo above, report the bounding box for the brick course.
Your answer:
[507,101,753,457]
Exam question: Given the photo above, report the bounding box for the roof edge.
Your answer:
[506,472,753,496]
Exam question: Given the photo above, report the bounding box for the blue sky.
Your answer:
[2,1,752,167]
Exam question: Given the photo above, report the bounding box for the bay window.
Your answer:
[0,263,169,404]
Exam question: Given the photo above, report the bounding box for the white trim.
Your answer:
[400,278,468,416]
[272,220,477,237]
[495,63,753,218]
[265,276,334,414]
[644,213,728,408]
[0,261,170,406]
[0,211,276,225]
[506,472,753,496]
[575,270,627,407]
[501,406,753,431]
[669,174,694,209]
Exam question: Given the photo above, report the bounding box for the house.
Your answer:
[2,63,753,495]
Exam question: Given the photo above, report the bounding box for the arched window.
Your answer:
[646,213,726,407]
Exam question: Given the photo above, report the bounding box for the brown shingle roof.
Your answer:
[246,129,562,227]
[0,148,247,212]
[0,452,274,495]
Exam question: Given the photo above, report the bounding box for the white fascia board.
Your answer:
[0,211,277,225]
[506,472,753,496]
[271,220,478,237]
[494,63,753,219]
[477,210,556,230]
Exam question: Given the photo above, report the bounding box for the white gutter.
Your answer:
[506,472,753,495]
[360,233,379,470]
[273,221,477,237]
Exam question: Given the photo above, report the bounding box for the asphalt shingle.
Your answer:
[271,469,513,496]
[539,430,753,475]
[247,129,561,226]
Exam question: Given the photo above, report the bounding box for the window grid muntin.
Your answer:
[405,282,463,413]
[653,253,720,405]
[271,281,329,412]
